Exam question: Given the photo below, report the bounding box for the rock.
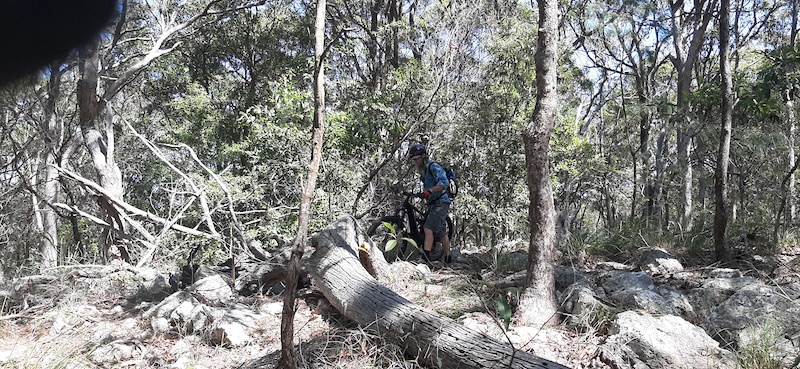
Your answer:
[144,290,215,334]
[189,275,233,303]
[600,271,696,316]
[145,291,194,319]
[602,272,654,294]
[459,312,505,338]
[704,282,800,366]
[559,283,616,330]
[772,255,800,284]
[207,305,266,347]
[151,317,171,333]
[709,268,742,278]
[600,311,734,369]
[702,276,758,291]
[91,342,134,364]
[193,265,220,281]
[654,284,695,319]
[209,313,251,346]
[638,248,683,275]
[136,268,171,300]
[260,302,283,315]
[555,265,587,290]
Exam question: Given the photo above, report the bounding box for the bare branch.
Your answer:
[53,165,218,240]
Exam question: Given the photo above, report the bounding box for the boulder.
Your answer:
[559,283,616,331]
[638,249,683,275]
[208,307,265,347]
[189,275,233,303]
[704,282,800,366]
[135,268,171,300]
[600,311,734,369]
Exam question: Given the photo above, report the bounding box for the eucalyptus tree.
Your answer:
[714,0,734,260]
[515,0,560,328]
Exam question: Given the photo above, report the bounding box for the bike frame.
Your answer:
[397,192,428,247]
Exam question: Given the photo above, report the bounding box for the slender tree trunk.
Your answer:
[669,0,714,233]
[278,1,327,367]
[789,103,796,225]
[515,0,559,328]
[789,0,799,225]
[39,68,64,267]
[714,0,733,261]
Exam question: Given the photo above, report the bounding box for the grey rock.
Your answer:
[189,275,232,303]
[560,283,616,330]
[638,249,683,275]
[600,311,734,369]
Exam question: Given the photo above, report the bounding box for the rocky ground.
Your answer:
[1,242,798,369]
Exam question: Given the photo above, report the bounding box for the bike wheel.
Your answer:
[367,216,414,262]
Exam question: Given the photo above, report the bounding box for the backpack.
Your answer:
[427,162,459,199]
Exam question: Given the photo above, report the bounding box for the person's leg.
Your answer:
[423,227,434,252]
[423,202,449,261]
[441,233,450,254]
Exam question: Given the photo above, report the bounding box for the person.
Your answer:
[408,144,452,263]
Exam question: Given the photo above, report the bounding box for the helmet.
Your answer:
[408,144,426,157]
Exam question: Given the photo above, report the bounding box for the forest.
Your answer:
[0,0,799,368]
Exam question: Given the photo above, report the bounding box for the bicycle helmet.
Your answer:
[408,144,426,157]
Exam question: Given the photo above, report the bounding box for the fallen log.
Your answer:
[306,216,570,369]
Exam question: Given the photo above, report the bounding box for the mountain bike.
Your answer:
[367,191,453,262]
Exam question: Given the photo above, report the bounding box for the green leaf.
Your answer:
[386,239,397,251]
[382,221,396,234]
[497,296,512,331]
[402,237,418,248]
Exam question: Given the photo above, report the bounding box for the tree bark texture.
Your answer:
[306,216,569,369]
[714,0,733,261]
[516,0,559,328]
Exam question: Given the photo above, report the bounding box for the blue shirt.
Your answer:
[421,160,452,204]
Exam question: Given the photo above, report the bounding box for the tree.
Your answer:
[668,0,715,232]
[714,0,733,261]
[279,0,327,366]
[515,0,560,327]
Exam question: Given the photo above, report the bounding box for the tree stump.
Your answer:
[306,216,569,369]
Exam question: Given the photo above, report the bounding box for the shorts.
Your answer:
[424,201,450,238]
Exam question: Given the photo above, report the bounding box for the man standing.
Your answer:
[409,144,452,263]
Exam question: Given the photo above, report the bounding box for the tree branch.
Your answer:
[53,165,218,240]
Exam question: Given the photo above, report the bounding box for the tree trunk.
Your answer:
[279,1,327,367]
[714,0,733,261]
[306,216,569,369]
[36,66,67,268]
[515,0,559,328]
[669,0,715,233]
[78,38,130,263]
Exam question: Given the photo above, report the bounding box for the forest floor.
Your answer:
[0,246,610,369]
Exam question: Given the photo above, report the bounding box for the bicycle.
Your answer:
[367,191,453,262]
